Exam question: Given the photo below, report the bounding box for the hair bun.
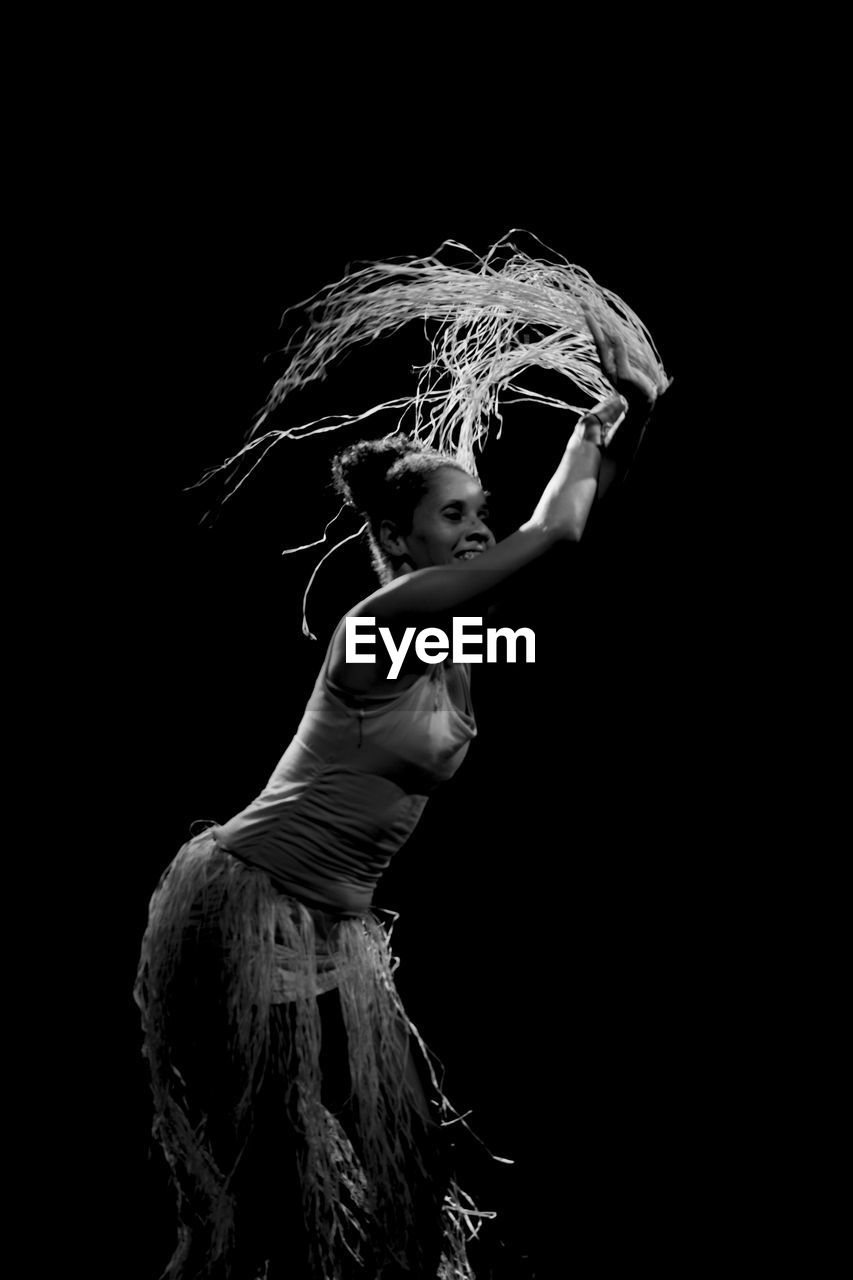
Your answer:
[331,437,422,515]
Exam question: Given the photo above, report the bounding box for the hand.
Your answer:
[581,305,660,413]
[577,391,627,449]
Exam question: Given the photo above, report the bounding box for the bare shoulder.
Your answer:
[326,606,434,695]
[326,610,376,693]
[325,601,455,701]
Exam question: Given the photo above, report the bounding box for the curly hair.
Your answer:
[331,438,466,583]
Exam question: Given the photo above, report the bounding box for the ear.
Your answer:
[378,518,410,561]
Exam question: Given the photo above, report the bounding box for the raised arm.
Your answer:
[349,311,664,628]
[355,416,608,624]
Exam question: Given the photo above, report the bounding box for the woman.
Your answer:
[135,314,660,1280]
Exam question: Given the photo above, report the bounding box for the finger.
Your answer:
[611,330,652,395]
[582,306,619,380]
[581,304,607,354]
[598,334,619,383]
[582,306,606,344]
[613,333,659,397]
[578,312,612,376]
[633,346,656,379]
[609,329,633,381]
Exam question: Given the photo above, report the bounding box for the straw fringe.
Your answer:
[189,230,672,637]
[195,229,671,504]
[135,833,486,1278]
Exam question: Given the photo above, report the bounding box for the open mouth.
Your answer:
[455,549,485,561]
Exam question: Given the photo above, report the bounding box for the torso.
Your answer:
[212,620,476,915]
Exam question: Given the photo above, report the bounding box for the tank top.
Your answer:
[213,625,477,915]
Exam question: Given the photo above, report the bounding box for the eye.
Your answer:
[442,508,463,521]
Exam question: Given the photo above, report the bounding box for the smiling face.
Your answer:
[388,466,496,572]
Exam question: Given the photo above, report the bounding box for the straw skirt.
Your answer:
[135,831,481,1279]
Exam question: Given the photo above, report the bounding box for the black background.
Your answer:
[73,74,755,1279]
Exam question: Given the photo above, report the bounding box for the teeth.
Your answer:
[457,551,482,560]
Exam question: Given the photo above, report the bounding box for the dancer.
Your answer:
[136,285,665,1279]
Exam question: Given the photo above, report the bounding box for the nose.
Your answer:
[468,518,492,544]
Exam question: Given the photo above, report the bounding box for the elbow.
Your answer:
[564,517,585,544]
[545,519,582,545]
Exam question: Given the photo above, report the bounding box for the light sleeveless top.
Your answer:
[213,627,477,915]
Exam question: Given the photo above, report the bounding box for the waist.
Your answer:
[214,834,392,916]
[224,844,366,916]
